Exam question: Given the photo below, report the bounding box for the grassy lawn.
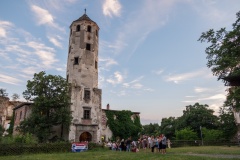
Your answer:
[0,146,240,160]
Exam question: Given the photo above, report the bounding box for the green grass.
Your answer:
[0,146,240,160]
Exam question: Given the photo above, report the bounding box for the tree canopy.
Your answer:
[20,71,72,142]
[105,110,142,141]
[198,11,240,82]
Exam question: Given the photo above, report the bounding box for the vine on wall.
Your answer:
[105,110,142,140]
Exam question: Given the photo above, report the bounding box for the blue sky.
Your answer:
[0,0,239,124]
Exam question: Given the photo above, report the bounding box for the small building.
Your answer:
[12,102,32,135]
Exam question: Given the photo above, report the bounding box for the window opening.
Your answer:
[20,111,22,120]
[95,61,97,69]
[87,25,91,32]
[74,57,79,65]
[83,109,90,119]
[96,30,98,37]
[86,43,91,51]
[84,89,90,100]
[76,25,80,32]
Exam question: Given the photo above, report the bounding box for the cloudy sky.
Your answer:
[0,0,239,124]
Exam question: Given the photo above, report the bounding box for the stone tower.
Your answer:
[66,11,102,143]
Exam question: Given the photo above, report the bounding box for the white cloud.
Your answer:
[31,5,54,26]
[194,87,211,93]
[0,73,22,85]
[104,0,175,58]
[0,20,13,38]
[99,58,118,67]
[165,69,206,84]
[22,67,39,75]
[123,76,144,89]
[152,69,164,75]
[106,71,123,85]
[102,0,122,17]
[132,83,143,89]
[199,94,226,101]
[27,41,57,67]
[48,36,62,48]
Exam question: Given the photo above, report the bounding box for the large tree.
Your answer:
[198,11,240,108]
[176,103,219,138]
[20,71,72,142]
[160,117,176,139]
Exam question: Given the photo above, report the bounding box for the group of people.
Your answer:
[140,134,168,154]
[105,134,170,154]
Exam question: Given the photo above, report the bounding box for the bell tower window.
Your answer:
[76,25,80,32]
[84,89,90,100]
[83,109,91,119]
[74,57,79,65]
[87,25,91,32]
[86,43,91,51]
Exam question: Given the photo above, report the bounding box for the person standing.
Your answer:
[126,137,132,152]
[167,139,171,148]
[158,134,162,152]
[150,136,156,153]
[161,134,167,154]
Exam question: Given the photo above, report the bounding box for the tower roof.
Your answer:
[71,12,99,28]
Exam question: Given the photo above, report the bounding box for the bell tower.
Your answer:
[66,10,102,143]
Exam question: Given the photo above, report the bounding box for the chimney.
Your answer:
[106,104,110,110]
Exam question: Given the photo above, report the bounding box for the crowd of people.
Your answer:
[105,134,171,154]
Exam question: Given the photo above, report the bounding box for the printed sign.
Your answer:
[72,142,88,152]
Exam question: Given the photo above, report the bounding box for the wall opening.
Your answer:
[79,132,92,142]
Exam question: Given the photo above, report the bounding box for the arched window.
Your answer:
[76,25,80,32]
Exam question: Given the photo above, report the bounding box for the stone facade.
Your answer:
[12,102,32,135]
[0,96,21,135]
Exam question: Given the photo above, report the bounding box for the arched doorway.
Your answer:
[79,132,92,142]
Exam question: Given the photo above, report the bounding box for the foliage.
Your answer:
[175,103,219,137]
[11,93,20,101]
[0,142,71,156]
[142,123,160,136]
[0,88,8,97]
[199,11,240,110]
[105,110,142,141]
[218,107,237,139]
[198,11,240,81]
[175,128,198,140]
[160,117,176,139]
[0,133,37,144]
[20,71,72,142]
[0,125,4,137]
[7,112,15,135]
[201,127,223,141]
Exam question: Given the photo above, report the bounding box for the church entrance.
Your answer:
[79,132,92,142]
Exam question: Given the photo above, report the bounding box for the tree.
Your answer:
[105,110,142,141]
[0,88,8,97]
[218,107,237,139]
[142,123,160,136]
[175,103,219,138]
[175,127,198,140]
[198,11,240,109]
[198,11,240,82]
[160,117,176,139]
[11,93,20,101]
[201,127,223,141]
[20,71,72,142]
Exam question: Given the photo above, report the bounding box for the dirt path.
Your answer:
[183,153,240,159]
